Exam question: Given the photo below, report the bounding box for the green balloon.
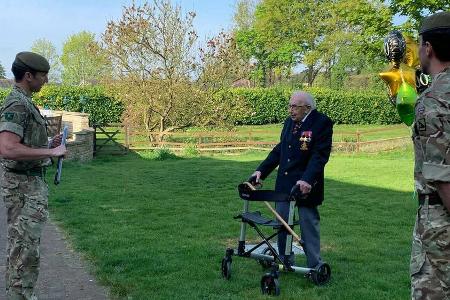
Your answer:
[396,82,417,126]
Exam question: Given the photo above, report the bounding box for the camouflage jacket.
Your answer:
[0,86,50,170]
[412,67,450,194]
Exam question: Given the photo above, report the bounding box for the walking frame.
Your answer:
[221,180,331,296]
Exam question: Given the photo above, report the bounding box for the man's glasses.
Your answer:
[288,104,309,110]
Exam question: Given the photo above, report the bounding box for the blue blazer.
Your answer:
[257,109,333,207]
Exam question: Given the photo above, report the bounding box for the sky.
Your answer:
[0,0,237,78]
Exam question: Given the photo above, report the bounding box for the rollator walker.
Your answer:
[221,179,331,296]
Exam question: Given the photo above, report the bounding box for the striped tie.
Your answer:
[292,122,302,135]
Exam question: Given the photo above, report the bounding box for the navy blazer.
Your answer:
[257,109,333,207]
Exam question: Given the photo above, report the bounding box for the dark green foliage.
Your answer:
[0,85,124,125]
[309,88,401,124]
[216,87,291,125]
[2,85,400,126]
[34,85,124,125]
[220,87,400,125]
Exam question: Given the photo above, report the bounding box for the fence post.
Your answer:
[198,133,202,148]
[93,124,97,157]
[356,130,361,152]
[125,124,130,152]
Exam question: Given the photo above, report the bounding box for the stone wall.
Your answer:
[48,111,94,162]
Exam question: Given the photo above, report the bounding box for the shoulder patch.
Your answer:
[2,112,15,121]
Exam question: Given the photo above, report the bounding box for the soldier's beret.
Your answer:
[13,51,50,72]
[419,11,450,34]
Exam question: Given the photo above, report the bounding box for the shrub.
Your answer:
[220,87,400,125]
[183,144,200,157]
[33,85,124,125]
[139,147,179,160]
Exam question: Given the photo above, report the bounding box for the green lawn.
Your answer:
[48,146,416,299]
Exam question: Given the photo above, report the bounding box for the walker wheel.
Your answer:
[310,262,331,285]
[258,247,275,269]
[260,273,280,296]
[221,258,232,280]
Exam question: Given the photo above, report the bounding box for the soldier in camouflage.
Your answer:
[411,11,450,300]
[0,52,67,300]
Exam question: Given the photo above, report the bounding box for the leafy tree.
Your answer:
[0,62,6,79]
[390,0,450,28]
[197,31,252,125]
[199,31,251,89]
[31,38,62,83]
[103,0,215,140]
[235,28,271,86]
[238,0,392,87]
[61,31,111,85]
[233,0,258,30]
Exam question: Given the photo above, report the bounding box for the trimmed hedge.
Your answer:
[1,85,399,126]
[220,87,400,125]
[34,85,124,125]
[0,85,124,125]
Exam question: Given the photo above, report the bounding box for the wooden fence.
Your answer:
[94,124,411,154]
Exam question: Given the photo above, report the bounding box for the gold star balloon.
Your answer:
[404,36,420,68]
[379,30,426,125]
[379,63,416,105]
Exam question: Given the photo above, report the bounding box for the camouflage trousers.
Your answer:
[1,169,48,300]
[410,202,450,300]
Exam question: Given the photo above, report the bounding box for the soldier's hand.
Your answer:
[49,134,63,148]
[51,144,67,157]
[296,180,311,194]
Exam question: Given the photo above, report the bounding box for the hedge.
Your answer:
[1,85,400,126]
[219,87,400,125]
[0,85,124,125]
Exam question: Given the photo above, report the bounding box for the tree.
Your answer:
[199,31,252,89]
[233,0,258,30]
[390,0,450,28]
[197,31,252,125]
[61,31,111,85]
[103,0,209,140]
[0,62,6,79]
[31,38,61,83]
[238,0,392,87]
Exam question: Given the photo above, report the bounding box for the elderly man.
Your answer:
[0,52,67,300]
[251,91,333,269]
[410,11,450,300]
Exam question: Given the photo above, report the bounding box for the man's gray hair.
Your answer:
[291,91,316,109]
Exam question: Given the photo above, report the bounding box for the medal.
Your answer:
[299,131,312,150]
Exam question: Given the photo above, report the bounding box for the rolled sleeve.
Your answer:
[0,104,27,139]
[0,122,24,138]
[423,162,450,182]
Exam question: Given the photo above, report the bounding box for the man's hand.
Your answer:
[48,134,63,148]
[51,144,67,157]
[249,171,262,186]
[296,180,312,194]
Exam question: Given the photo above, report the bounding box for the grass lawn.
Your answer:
[48,145,416,300]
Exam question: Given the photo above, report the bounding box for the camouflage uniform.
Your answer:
[0,85,51,300]
[411,67,450,300]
